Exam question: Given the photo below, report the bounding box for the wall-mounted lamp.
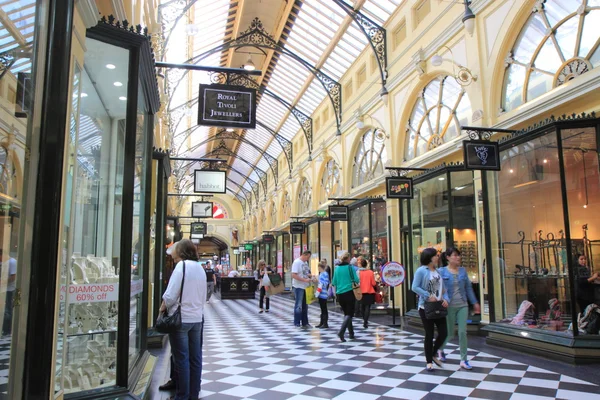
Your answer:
[431,45,477,86]
[355,108,389,139]
[462,0,476,36]
[380,86,389,107]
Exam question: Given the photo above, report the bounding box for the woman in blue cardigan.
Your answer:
[438,247,480,370]
[412,248,449,371]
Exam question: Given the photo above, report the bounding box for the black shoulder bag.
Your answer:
[156,261,186,333]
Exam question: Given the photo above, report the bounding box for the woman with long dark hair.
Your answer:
[160,240,206,400]
[331,252,359,342]
[438,247,480,370]
[412,247,449,371]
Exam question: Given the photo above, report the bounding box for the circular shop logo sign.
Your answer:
[381,262,405,287]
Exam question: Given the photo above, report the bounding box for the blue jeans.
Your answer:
[169,321,203,400]
[293,287,308,326]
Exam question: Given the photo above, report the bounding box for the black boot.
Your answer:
[348,318,355,340]
[316,315,323,328]
[363,307,370,329]
[338,316,351,342]
[321,316,329,329]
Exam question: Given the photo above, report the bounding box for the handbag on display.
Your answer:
[424,300,447,320]
[156,262,186,333]
[349,266,362,301]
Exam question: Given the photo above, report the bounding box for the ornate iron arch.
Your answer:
[166,18,342,132]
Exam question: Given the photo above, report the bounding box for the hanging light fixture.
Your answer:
[462,0,476,36]
[380,85,389,107]
[243,54,255,71]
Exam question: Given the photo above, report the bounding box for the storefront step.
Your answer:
[483,324,600,364]
[405,309,483,335]
[147,328,168,349]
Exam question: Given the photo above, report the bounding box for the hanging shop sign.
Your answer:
[317,210,327,218]
[386,177,414,199]
[190,222,207,238]
[198,83,257,129]
[194,170,226,193]
[192,201,214,218]
[15,72,32,118]
[290,222,305,234]
[262,234,275,244]
[244,243,253,251]
[463,140,501,171]
[381,262,406,287]
[233,249,240,255]
[328,205,349,221]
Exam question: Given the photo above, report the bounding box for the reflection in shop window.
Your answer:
[352,129,386,188]
[405,76,471,161]
[503,0,600,112]
[297,178,312,215]
[320,159,340,203]
[0,145,16,198]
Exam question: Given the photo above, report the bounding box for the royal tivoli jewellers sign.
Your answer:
[198,84,257,129]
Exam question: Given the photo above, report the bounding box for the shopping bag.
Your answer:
[266,282,284,296]
[305,285,316,304]
[262,272,271,287]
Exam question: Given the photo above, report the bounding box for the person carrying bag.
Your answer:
[411,248,449,372]
[331,253,360,342]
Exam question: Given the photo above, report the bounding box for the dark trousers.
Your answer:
[361,302,371,327]
[259,286,270,310]
[2,290,13,335]
[318,298,328,326]
[338,291,356,338]
[418,308,448,363]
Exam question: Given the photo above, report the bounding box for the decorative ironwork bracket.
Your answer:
[332,0,387,88]
[462,126,517,141]
[0,52,16,81]
[168,18,343,132]
[157,0,198,60]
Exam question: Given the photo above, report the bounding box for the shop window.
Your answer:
[0,145,16,198]
[351,204,370,259]
[352,129,387,188]
[308,222,319,274]
[503,1,600,112]
[405,76,471,161]
[357,64,367,87]
[343,80,353,102]
[319,158,341,204]
[393,20,407,50]
[297,178,312,214]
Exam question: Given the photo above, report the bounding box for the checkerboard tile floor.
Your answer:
[152,295,600,400]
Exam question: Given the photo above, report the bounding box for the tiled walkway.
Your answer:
[150,294,600,400]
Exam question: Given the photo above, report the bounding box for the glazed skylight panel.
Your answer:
[190,0,231,66]
[278,116,300,140]
[322,26,367,80]
[295,79,327,116]
[243,127,272,150]
[257,96,288,126]
[362,0,403,24]
[237,142,263,165]
[266,58,308,104]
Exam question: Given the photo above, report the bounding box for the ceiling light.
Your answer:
[114,81,123,87]
[509,169,514,173]
[185,24,199,36]
[226,128,234,132]
[81,93,88,98]
[438,177,445,181]
[462,0,476,36]
[119,96,127,101]
[106,64,116,69]
[543,159,548,163]
[243,54,255,71]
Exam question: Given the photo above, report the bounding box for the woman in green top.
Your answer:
[331,253,360,342]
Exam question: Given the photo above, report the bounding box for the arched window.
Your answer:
[405,76,471,161]
[352,129,387,188]
[320,159,341,203]
[212,202,228,219]
[503,0,600,112]
[269,201,277,227]
[282,192,291,222]
[297,178,312,214]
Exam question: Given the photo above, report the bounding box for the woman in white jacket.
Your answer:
[160,240,206,400]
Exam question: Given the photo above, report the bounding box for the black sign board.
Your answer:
[329,205,349,221]
[463,140,501,171]
[198,84,256,129]
[290,222,305,234]
[15,72,32,118]
[190,222,207,237]
[262,234,275,244]
[386,177,414,199]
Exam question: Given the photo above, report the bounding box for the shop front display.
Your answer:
[401,168,482,314]
[483,116,600,360]
[52,19,160,396]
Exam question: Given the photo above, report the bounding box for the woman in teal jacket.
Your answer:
[438,247,480,370]
[412,248,449,371]
[331,253,360,342]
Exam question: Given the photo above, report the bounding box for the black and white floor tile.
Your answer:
[152,295,600,400]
